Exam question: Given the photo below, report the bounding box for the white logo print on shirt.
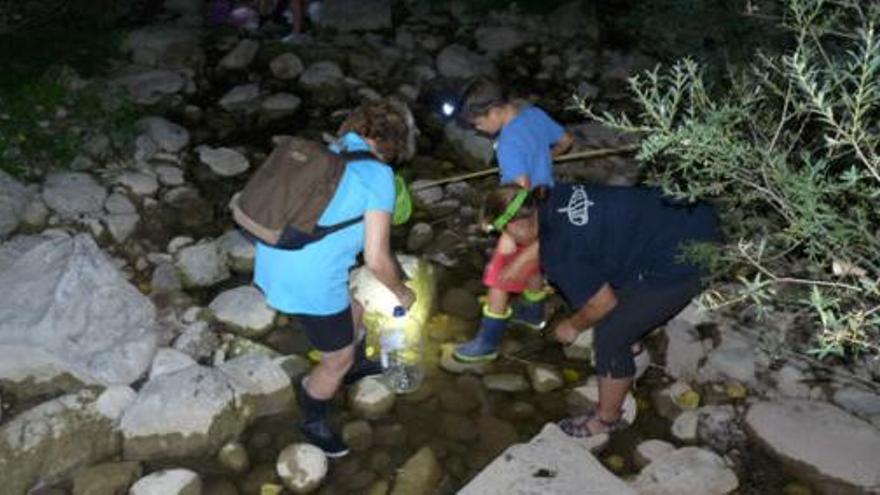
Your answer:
[557,186,594,226]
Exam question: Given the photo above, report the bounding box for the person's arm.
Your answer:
[500,240,539,282]
[551,131,574,158]
[363,210,415,308]
[554,282,617,344]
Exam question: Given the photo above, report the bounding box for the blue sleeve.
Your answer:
[535,108,565,145]
[554,256,606,307]
[497,139,529,185]
[364,163,395,213]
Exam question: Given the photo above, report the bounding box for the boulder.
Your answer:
[174,239,230,288]
[0,170,31,238]
[261,93,303,121]
[630,447,738,495]
[72,461,143,495]
[746,400,880,493]
[270,52,305,80]
[219,83,261,112]
[130,469,202,495]
[663,308,708,381]
[111,67,189,105]
[42,172,107,217]
[137,116,190,153]
[218,229,255,272]
[196,146,250,177]
[219,354,295,418]
[349,376,395,420]
[483,373,530,393]
[172,321,219,361]
[148,348,197,379]
[391,446,443,495]
[528,365,564,393]
[121,366,247,460]
[115,170,160,196]
[277,443,327,494]
[299,61,346,106]
[634,439,676,469]
[0,235,157,388]
[219,39,259,70]
[217,441,250,473]
[406,222,434,252]
[460,423,635,495]
[209,285,276,338]
[698,329,756,385]
[0,387,135,495]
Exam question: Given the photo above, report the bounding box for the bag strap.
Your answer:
[313,149,382,235]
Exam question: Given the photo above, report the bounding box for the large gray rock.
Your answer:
[218,229,255,273]
[629,447,738,495]
[0,345,99,402]
[138,116,190,153]
[174,239,230,288]
[699,329,756,385]
[112,67,189,105]
[0,235,158,388]
[122,25,204,69]
[121,366,247,460]
[209,286,276,338]
[218,39,259,70]
[270,52,304,80]
[436,45,496,80]
[318,0,392,31]
[196,146,250,177]
[0,387,135,495]
[349,376,395,420]
[218,83,261,112]
[299,61,346,105]
[443,121,494,170]
[0,170,31,238]
[218,354,295,418]
[746,400,880,493]
[663,302,710,381]
[72,460,143,495]
[42,172,108,217]
[460,423,635,494]
[261,93,302,121]
[277,443,327,493]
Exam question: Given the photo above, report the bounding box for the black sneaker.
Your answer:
[300,420,350,458]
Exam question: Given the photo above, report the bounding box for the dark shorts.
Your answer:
[296,307,355,352]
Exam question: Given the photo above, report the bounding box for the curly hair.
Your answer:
[337,100,413,164]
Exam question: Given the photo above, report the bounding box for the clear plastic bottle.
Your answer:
[380,306,424,394]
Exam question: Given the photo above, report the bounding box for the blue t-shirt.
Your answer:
[496,106,565,187]
[539,184,721,307]
[253,132,395,315]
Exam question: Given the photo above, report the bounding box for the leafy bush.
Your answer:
[576,0,880,358]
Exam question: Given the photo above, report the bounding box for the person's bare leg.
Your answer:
[304,344,354,399]
[588,374,632,432]
[486,287,510,315]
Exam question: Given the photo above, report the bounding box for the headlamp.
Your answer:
[490,189,529,232]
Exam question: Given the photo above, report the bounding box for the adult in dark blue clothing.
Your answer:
[480,183,722,437]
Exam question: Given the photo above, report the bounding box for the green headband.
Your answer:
[491,189,529,231]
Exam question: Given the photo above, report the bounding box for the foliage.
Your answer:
[575,0,880,358]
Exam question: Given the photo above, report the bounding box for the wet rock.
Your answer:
[172,321,218,361]
[138,116,190,153]
[0,170,31,238]
[209,286,276,338]
[155,164,186,186]
[218,229,255,273]
[122,25,204,69]
[409,180,444,206]
[0,387,135,495]
[460,423,635,494]
[441,412,479,443]
[162,187,213,227]
[105,192,136,215]
[671,410,698,442]
[634,439,676,469]
[318,0,392,32]
[130,469,202,495]
[116,170,159,197]
[528,365,564,393]
[218,441,250,473]
[72,461,143,495]
[443,121,494,170]
[276,443,328,494]
[219,354,295,417]
[104,212,140,243]
[273,354,312,380]
[149,348,196,379]
[174,239,230,288]
[197,146,250,177]
[121,365,247,460]
[391,447,442,495]
[42,172,107,217]
[299,61,346,106]
[20,196,50,230]
[699,330,756,385]
[697,405,744,453]
[663,304,709,381]
[342,420,373,452]
[270,52,305,80]
[746,399,880,493]
[219,83,261,112]
[832,386,880,421]
[474,26,527,57]
[406,222,434,252]
[0,234,157,388]
[111,67,188,105]
[436,45,496,80]
[219,39,259,70]
[261,93,303,121]
[439,344,491,375]
[151,261,182,293]
[483,373,530,393]
[349,376,395,420]
[440,287,481,320]
[772,365,811,399]
[630,447,738,495]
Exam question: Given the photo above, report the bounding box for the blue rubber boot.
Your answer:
[453,307,510,362]
[510,298,547,331]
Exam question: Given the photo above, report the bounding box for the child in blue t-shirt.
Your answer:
[453,78,573,362]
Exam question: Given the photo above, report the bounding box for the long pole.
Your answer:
[411,144,638,190]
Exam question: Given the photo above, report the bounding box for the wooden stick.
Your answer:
[411,144,639,190]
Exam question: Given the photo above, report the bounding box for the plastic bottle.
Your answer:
[380,306,423,394]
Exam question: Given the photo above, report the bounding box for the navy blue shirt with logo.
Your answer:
[538,184,721,307]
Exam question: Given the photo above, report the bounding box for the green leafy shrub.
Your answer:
[576,0,880,358]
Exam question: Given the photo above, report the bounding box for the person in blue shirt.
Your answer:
[254,100,415,457]
[452,78,574,362]
[481,183,722,437]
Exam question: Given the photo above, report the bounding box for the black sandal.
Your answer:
[558,411,627,438]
